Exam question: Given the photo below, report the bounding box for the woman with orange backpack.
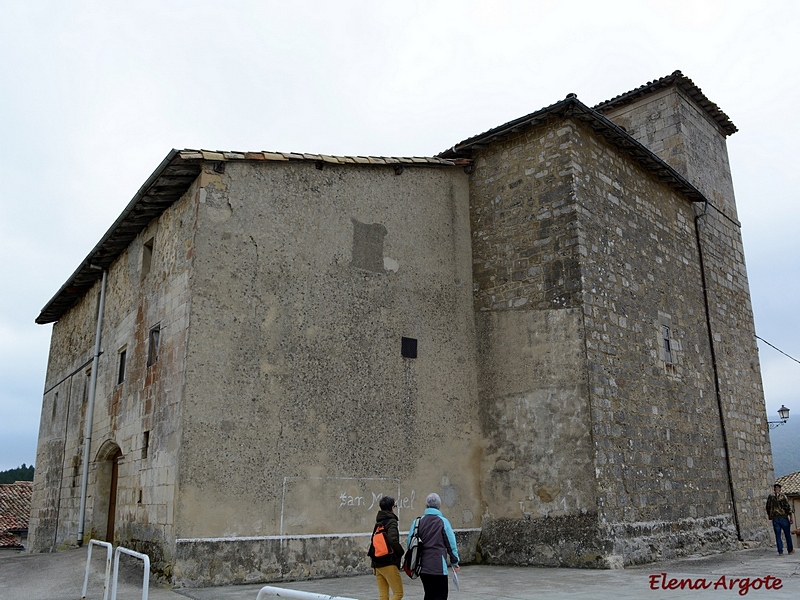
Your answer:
[369,495,405,600]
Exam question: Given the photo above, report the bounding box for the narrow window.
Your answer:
[141,237,155,279]
[147,326,160,367]
[142,431,150,459]
[83,369,91,402]
[662,325,673,364]
[51,392,58,420]
[117,348,127,385]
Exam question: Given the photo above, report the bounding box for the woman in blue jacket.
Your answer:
[407,493,460,600]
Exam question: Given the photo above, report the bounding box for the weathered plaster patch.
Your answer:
[199,170,227,191]
[535,484,561,503]
[351,219,387,273]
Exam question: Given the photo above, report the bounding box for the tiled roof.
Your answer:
[438,95,709,208]
[438,95,576,158]
[776,471,800,496]
[33,72,731,326]
[178,150,464,166]
[593,70,737,136]
[35,150,466,325]
[0,481,32,548]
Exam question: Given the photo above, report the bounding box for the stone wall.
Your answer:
[467,118,604,564]
[470,117,582,313]
[598,86,738,218]
[173,530,481,586]
[693,204,771,542]
[29,292,97,551]
[100,183,198,577]
[601,86,771,543]
[465,114,752,567]
[173,161,479,578]
[29,180,200,574]
[570,120,739,561]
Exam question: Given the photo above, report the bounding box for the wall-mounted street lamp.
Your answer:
[768,405,790,430]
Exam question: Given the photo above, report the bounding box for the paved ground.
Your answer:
[1,546,798,600]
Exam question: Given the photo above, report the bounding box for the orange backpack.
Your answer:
[368,519,393,558]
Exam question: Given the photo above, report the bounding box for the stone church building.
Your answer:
[30,72,773,585]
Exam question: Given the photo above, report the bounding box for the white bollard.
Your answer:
[81,539,113,600]
[110,545,150,600]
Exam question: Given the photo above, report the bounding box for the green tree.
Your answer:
[0,463,35,484]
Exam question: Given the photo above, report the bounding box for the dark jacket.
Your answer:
[409,507,459,575]
[766,492,793,519]
[370,509,404,568]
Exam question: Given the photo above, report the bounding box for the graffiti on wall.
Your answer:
[280,476,416,535]
[338,489,416,510]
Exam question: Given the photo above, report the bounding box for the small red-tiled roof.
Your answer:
[0,481,32,548]
[776,471,800,496]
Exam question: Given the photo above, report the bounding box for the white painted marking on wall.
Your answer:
[279,476,401,536]
[383,257,399,272]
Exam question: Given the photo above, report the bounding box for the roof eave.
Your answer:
[35,149,202,325]
[439,96,711,207]
[36,150,468,325]
[593,70,737,136]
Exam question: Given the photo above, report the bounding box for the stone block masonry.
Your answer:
[600,84,771,544]
[468,113,759,565]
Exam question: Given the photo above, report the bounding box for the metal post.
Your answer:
[81,539,113,600]
[110,546,150,600]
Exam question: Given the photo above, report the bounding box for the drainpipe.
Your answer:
[693,202,742,541]
[77,267,107,546]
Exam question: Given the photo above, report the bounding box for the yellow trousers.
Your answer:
[375,564,404,600]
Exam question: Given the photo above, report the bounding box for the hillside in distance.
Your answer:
[770,418,800,478]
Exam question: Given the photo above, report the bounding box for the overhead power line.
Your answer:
[756,335,800,365]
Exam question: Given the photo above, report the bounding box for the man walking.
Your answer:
[766,482,794,555]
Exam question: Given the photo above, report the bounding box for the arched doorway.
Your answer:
[93,440,122,543]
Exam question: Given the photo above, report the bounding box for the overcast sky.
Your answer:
[1,1,799,472]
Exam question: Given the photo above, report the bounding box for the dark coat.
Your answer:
[414,508,459,575]
[370,509,404,568]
